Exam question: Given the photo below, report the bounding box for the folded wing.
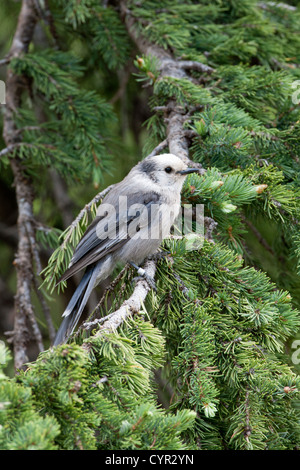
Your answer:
[58,191,160,283]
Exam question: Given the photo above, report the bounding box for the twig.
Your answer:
[26,218,56,342]
[49,169,75,228]
[243,388,252,443]
[166,108,190,163]
[0,142,51,160]
[172,272,192,300]
[15,125,42,135]
[109,60,134,105]
[0,57,10,67]
[176,60,215,74]
[244,218,274,255]
[33,0,60,49]
[0,145,16,158]
[204,216,218,243]
[147,139,168,158]
[25,220,43,275]
[23,291,44,354]
[81,311,116,332]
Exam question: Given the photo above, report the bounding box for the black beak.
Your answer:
[177,168,200,175]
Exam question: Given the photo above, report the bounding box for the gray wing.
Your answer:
[58,190,160,283]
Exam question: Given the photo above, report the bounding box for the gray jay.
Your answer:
[53,153,199,345]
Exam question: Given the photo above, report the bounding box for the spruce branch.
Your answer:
[0,142,58,160]
[61,0,216,351]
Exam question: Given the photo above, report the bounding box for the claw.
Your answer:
[130,262,157,291]
[147,250,171,261]
[132,273,157,291]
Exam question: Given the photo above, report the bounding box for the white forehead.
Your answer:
[151,153,186,170]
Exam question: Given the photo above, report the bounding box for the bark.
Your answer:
[3,0,42,369]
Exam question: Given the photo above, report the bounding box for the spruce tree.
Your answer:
[0,0,299,450]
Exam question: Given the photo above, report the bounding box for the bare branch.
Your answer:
[176,60,215,74]
[0,145,16,158]
[147,139,168,158]
[204,217,218,243]
[166,108,190,162]
[0,57,10,67]
[109,60,134,104]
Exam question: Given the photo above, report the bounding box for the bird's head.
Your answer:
[139,153,200,189]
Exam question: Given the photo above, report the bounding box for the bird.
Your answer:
[53,153,200,345]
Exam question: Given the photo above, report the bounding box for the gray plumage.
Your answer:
[53,153,199,345]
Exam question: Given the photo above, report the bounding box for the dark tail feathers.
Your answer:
[53,266,98,346]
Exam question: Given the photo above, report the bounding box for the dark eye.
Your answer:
[165,166,172,173]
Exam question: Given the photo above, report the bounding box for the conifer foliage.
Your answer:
[0,0,300,450]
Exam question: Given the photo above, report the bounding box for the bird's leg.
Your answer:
[130,262,157,291]
[147,250,171,262]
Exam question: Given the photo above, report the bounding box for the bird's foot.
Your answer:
[130,262,157,291]
[147,250,171,262]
